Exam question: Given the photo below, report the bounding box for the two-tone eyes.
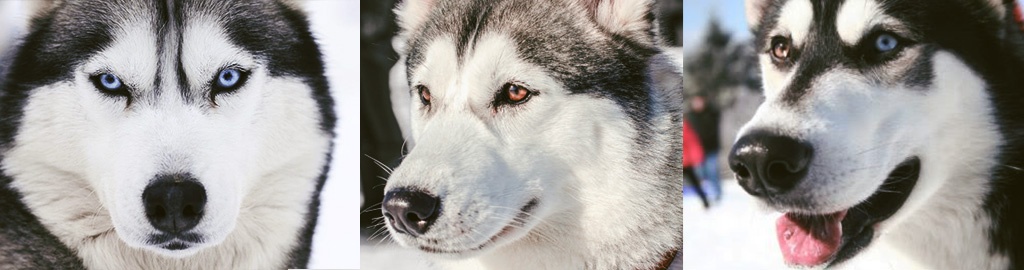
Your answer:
[768,32,907,63]
[414,83,535,108]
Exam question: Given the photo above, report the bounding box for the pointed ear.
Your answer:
[579,0,658,45]
[746,0,771,30]
[394,0,438,35]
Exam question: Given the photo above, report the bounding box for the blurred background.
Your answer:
[0,1,361,268]
[359,0,682,269]
[679,1,775,268]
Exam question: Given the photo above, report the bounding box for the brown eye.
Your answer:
[417,85,431,106]
[506,84,530,103]
[493,83,535,108]
[771,36,791,60]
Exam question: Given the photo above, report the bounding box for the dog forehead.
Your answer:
[411,33,525,101]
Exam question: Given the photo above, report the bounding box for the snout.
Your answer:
[143,174,207,235]
[382,188,441,236]
[729,131,813,197]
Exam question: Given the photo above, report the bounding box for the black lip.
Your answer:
[148,232,204,245]
[829,157,920,266]
[418,199,539,254]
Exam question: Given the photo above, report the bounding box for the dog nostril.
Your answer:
[734,163,751,179]
[767,161,791,180]
[382,188,441,236]
[183,205,196,218]
[150,206,167,219]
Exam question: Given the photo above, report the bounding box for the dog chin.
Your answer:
[142,244,205,258]
[414,227,534,259]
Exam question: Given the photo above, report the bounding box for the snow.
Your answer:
[305,0,361,268]
[684,180,790,269]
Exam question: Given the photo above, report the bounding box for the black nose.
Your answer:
[382,189,440,236]
[142,174,207,234]
[729,131,813,197]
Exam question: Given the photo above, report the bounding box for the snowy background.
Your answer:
[305,0,360,269]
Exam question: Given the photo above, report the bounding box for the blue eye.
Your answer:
[875,34,898,52]
[90,73,129,97]
[215,68,244,89]
[94,73,122,91]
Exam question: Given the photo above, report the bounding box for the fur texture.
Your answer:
[384,0,684,269]
[0,0,334,268]
[739,0,1024,268]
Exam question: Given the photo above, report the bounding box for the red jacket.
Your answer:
[683,120,705,168]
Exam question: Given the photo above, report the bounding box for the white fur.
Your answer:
[2,13,330,269]
[836,0,890,45]
[588,0,655,44]
[394,0,438,38]
[387,32,681,270]
[842,53,1009,270]
[774,0,814,46]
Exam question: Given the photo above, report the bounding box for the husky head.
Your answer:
[734,0,1018,267]
[0,0,333,258]
[383,0,673,260]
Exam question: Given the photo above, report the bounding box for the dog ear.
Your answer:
[578,0,658,45]
[746,0,771,29]
[394,0,438,34]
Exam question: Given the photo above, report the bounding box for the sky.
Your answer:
[683,0,751,48]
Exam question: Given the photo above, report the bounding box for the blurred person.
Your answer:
[684,120,710,208]
[688,95,723,201]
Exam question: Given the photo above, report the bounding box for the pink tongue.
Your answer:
[775,210,847,266]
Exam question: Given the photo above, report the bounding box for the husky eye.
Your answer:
[861,31,911,63]
[770,36,792,61]
[415,85,432,106]
[90,73,129,96]
[495,83,534,107]
[875,34,899,52]
[209,68,250,104]
[213,68,248,90]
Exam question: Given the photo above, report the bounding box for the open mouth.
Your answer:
[775,157,920,267]
[419,199,539,254]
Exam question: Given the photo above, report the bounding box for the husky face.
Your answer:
[0,0,332,261]
[384,0,668,260]
[736,0,1011,267]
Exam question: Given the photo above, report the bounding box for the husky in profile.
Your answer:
[379,0,684,269]
[0,0,335,268]
[731,0,1024,268]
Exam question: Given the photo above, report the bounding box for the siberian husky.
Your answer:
[731,0,1024,268]
[0,0,335,268]
[380,0,684,269]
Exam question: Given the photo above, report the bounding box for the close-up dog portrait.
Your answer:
[360,0,685,269]
[683,0,1024,269]
[0,0,359,269]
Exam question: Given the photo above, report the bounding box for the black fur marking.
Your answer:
[0,173,85,269]
[0,1,116,150]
